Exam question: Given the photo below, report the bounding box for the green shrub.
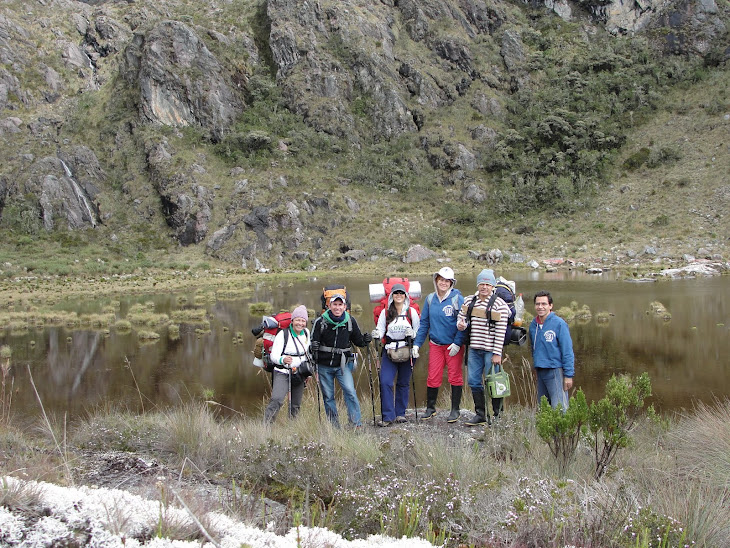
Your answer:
[623,147,651,170]
[589,372,654,480]
[536,390,589,476]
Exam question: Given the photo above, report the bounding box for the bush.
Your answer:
[589,372,654,480]
[536,390,589,476]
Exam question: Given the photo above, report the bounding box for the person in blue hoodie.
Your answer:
[412,267,466,423]
[528,290,575,410]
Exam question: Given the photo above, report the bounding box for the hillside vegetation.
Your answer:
[0,0,727,277]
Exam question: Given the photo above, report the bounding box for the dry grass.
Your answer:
[1,345,13,426]
[6,390,730,545]
[0,476,44,514]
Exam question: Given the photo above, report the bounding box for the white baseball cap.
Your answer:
[434,266,456,285]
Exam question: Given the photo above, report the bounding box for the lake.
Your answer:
[2,270,728,423]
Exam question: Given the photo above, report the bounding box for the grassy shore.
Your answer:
[2,372,730,546]
[1,262,729,546]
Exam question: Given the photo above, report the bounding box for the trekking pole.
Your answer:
[288,365,293,420]
[368,340,383,421]
[305,347,322,423]
[407,336,418,420]
[365,341,377,427]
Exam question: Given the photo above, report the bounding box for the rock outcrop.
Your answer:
[122,20,249,142]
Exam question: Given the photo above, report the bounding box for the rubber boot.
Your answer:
[465,389,487,426]
[421,387,439,420]
[447,385,462,423]
[492,397,503,421]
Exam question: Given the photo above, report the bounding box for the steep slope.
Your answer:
[0,0,726,275]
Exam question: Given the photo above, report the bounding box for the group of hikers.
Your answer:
[261,267,575,427]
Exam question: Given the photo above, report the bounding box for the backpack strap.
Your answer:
[486,292,499,323]
[466,293,477,319]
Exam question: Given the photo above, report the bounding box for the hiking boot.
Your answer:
[447,385,462,423]
[465,388,487,426]
[378,420,393,427]
[395,416,408,423]
[421,386,439,420]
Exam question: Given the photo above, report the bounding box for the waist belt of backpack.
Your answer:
[318,345,350,355]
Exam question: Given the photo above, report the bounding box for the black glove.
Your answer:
[310,340,320,353]
[363,332,372,344]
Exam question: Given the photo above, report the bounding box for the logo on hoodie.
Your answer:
[544,330,557,343]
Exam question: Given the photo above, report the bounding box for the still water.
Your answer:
[2,271,729,422]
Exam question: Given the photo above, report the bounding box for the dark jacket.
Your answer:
[311,311,367,367]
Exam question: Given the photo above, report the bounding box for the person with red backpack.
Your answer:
[372,283,420,426]
[412,267,466,423]
[264,305,312,423]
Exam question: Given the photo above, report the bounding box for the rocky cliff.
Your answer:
[0,0,727,271]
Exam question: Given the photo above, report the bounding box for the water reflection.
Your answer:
[2,271,728,421]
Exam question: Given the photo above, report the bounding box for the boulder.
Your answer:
[403,244,438,263]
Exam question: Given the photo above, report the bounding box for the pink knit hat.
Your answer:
[291,305,308,320]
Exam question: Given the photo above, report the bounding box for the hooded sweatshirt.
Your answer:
[528,312,575,377]
[414,285,465,348]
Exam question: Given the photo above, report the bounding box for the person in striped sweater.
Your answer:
[457,269,510,426]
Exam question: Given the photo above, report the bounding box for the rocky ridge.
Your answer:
[0,0,727,272]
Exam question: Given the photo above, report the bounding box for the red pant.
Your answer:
[426,342,464,388]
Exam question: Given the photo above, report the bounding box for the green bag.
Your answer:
[486,364,511,398]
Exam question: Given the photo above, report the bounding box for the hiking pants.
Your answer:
[379,352,414,421]
[265,370,304,423]
[426,341,464,388]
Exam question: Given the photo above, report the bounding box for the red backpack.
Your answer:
[252,311,292,372]
[370,277,421,326]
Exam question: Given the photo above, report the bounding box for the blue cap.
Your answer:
[476,269,497,286]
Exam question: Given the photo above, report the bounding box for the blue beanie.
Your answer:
[476,269,497,286]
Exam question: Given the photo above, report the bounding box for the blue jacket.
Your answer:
[414,288,466,348]
[528,312,575,377]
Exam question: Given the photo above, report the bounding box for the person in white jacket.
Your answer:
[264,305,311,423]
[373,283,420,426]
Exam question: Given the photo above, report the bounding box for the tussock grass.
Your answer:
[114,319,132,330]
[0,476,44,513]
[126,303,170,326]
[170,308,208,322]
[216,288,252,300]
[158,401,228,471]
[248,302,273,315]
[6,392,728,545]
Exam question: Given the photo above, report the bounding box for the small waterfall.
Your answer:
[60,159,96,228]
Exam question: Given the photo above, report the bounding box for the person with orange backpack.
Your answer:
[311,292,371,429]
[412,267,466,423]
[372,283,420,426]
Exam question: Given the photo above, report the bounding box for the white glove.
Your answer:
[447,343,460,357]
[411,345,420,359]
[371,329,380,340]
[404,326,415,339]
